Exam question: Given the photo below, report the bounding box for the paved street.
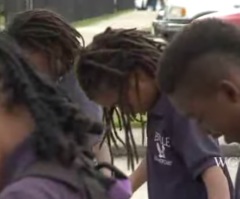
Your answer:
[76,10,156,45]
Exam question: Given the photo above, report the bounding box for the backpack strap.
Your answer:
[96,163,127,179]
[13,161,83,192]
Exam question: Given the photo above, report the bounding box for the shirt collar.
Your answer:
[148,93,172,117]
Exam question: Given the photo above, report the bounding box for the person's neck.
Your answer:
[148,87,161,111]
[0,105,34,176]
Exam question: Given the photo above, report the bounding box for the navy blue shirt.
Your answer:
[147,94,233,199]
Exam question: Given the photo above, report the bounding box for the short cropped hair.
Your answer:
[159,19,240,95]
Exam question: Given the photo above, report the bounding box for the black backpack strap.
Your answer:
[13,161,83,192]
[95,162,127,179]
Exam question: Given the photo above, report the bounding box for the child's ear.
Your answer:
[219,80,240,103]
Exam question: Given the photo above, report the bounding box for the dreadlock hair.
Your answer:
[6,9,83,79]
[0,32,111,199]
[76,27,166,169]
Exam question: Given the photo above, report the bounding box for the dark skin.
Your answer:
[23,50,49,73]
[0,105,35,188]
[22,48,64,80]
[76,26,231,198]
[94,69,160,114]
[170,65,240,143]
[92,67,231,199]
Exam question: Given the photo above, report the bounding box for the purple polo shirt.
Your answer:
[147,94,233,199]
[0,140,132,199]
[0,177,83,199]
[0,140,85,199]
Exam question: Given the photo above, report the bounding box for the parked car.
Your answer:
[196,9,240,25]
[152,0,240,40]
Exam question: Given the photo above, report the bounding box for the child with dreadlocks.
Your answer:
[5,9,111,175]
[76,27,234,199]
[0,32,132,199]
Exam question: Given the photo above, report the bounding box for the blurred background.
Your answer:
[3,0,133,23]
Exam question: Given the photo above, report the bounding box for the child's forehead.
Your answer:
[197,51,239,64]
[183,52,231,79]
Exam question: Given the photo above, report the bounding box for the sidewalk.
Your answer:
[77,10,156,45]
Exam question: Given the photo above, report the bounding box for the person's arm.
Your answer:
[92,141,112,177]
[202,166,230,199]
[171,115,232,199]
[129,158,147,193]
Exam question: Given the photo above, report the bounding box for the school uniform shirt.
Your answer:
[0,139,131,199]
[147,94,234,199]
[0,176,84,199]
[0,140,85,199]
[57,70,103,146]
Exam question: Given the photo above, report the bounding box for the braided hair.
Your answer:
[76,27,166,169]
[0,32,110,199]
[6,9,83,79]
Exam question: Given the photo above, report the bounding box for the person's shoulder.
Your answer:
[0,177,81,199]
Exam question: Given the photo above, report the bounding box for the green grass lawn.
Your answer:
[72,9,132,28]
[0,10,132,28]
[113,113,147,128]
[0,15,5,26]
